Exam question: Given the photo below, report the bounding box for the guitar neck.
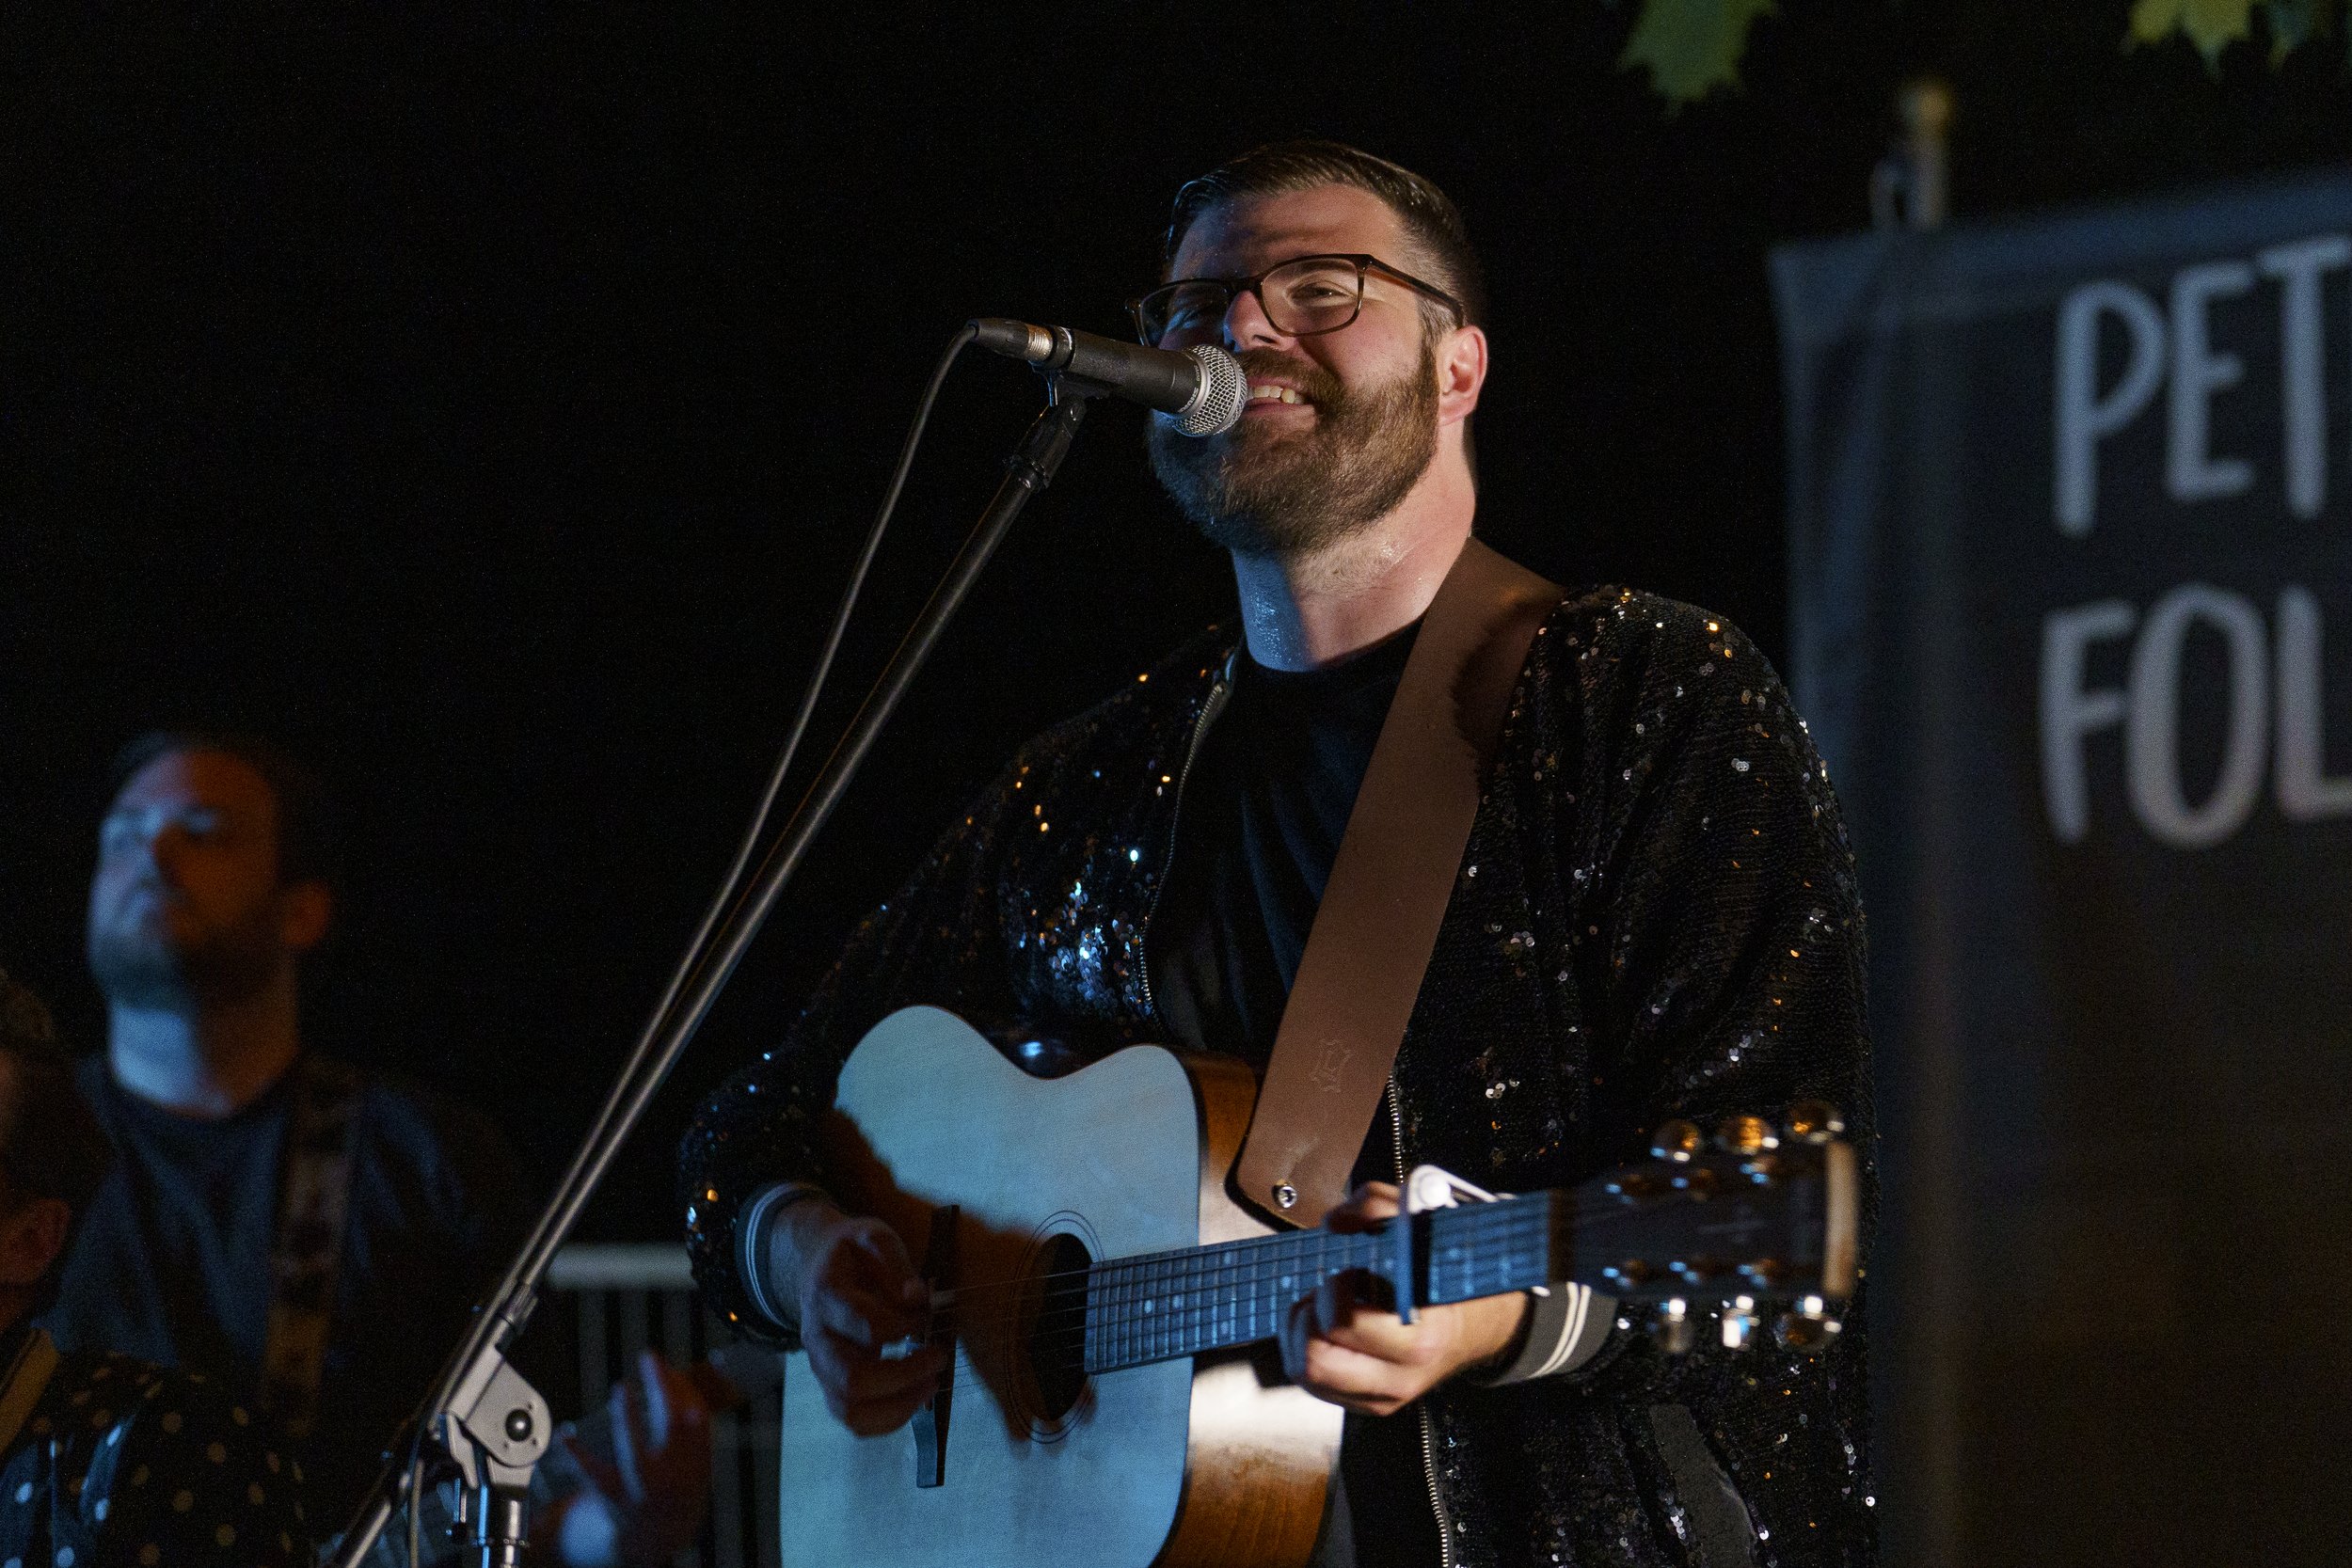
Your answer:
[1074,1137,1850,1375]
[1080,1194,1557,1375]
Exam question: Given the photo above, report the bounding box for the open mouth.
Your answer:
[1245,382,1311,408]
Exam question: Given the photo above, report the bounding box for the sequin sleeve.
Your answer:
[677,761,1026,1345]
[1576,602,1870,1198]
[1556,597,1874,1553]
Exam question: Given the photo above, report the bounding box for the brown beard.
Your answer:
[87,890,282,1012]
[1147,341,1439,558]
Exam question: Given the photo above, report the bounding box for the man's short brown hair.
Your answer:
[107,729,342,891]
[1163,139,1486,333]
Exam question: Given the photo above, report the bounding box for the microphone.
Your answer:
[970,318,1246,436]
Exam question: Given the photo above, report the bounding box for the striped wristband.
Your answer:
[735,1180,832,1332]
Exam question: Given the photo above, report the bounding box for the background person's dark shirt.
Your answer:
[1148,624,1443,1568]
[49,1055,533,1532]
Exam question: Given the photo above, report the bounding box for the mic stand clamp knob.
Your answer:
[431,1349,552,1568]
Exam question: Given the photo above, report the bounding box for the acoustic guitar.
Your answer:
[780,1006,1856,1568]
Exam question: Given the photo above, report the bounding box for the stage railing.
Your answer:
[544,1243,781,1568]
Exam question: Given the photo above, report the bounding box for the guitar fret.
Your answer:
[1087,1162,1830,1372]
[1185,1254,1201,1351]
[1204,1250,1219,1353]
[1177,1257,1190,1356]
[1206,1252,1219,1352]
[1185,1254,1202,1354]
[1087,1193,1566,1374]
[1122,1261,1136,1368]
[1157,1259,1172,1361]
[1225,1247,1240,1343]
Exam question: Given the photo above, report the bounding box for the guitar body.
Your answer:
[779,1006,1343,1568]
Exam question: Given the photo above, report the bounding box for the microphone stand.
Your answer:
[329,377,1100,1568]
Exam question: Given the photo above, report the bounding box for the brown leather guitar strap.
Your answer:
[1234,537,1562,1227]
[260,1053,360,1437]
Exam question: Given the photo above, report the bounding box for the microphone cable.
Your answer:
[377,320,983,1568]
[515,319,983,1294]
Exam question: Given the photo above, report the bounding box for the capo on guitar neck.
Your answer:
[1391,1164,1509,1324]
[1402,1164,1506,1213]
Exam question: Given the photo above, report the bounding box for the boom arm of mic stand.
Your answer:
[326,384,1097,1568]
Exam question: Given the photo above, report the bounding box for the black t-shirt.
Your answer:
[1147,623,1444,1568]
[48,1054,534,1531]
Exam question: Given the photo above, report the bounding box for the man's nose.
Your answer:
[1221,288,1291,352]
[141,823,193,879]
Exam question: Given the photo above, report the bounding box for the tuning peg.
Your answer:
[1603,1171,1663,1201]
[1649,1119,1704,1163]
[1720,1294,1759,1350]
[1653,1297,1695,1355]
[1773,1293,1843,1350]
[1773,1311,1842,1350]
[1714,1114,1777,1155]
[1784,1101,1845,1145]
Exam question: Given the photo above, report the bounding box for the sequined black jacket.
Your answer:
[682,586,1874,1568]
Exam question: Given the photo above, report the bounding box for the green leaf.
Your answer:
[2264,0,2328,63]
[2128,0,2259,69]
[1621,0,1778,103]
[2258,0,2333,62]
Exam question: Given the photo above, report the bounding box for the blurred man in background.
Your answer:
[0,966,312,1566]
[48,732,713,1564]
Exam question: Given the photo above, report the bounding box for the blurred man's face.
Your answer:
[87,750,308,1010]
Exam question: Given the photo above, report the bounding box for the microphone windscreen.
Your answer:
[1177,345,1247,437]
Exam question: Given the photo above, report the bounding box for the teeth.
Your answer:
[1248,385,1304,404]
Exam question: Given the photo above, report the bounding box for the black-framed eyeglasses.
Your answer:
[1128,253,1466,347]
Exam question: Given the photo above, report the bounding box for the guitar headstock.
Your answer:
[1560,1101,1858,1353]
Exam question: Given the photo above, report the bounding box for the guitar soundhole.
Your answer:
[1025,1231,1092,1429]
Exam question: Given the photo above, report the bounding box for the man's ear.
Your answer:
[279,880,334,956]
[1436,324,1487,428]
[0,1196,69,1290]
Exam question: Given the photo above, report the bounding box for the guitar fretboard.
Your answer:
[1080,1193,1557,1374]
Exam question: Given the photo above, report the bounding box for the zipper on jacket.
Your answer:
[1137,662,1232,1030]
[1141,661,1451,1563]
[1390,1075,1455,1568]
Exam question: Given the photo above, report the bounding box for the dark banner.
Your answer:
[1773,172,2352,1566]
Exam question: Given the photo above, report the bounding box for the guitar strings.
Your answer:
[919,1203,1544,1334]
[923,1189,1629,1319]
[832,1175,1776,1396]
[923,1194,1566,1323]
[896,1198,1706,1398]
[917,1190,1578,1308]
[871,1199,1560,1370]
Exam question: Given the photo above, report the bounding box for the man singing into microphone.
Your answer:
[683,140,1873,1566]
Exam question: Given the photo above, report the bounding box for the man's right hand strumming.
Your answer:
[767,1198,948,1435]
